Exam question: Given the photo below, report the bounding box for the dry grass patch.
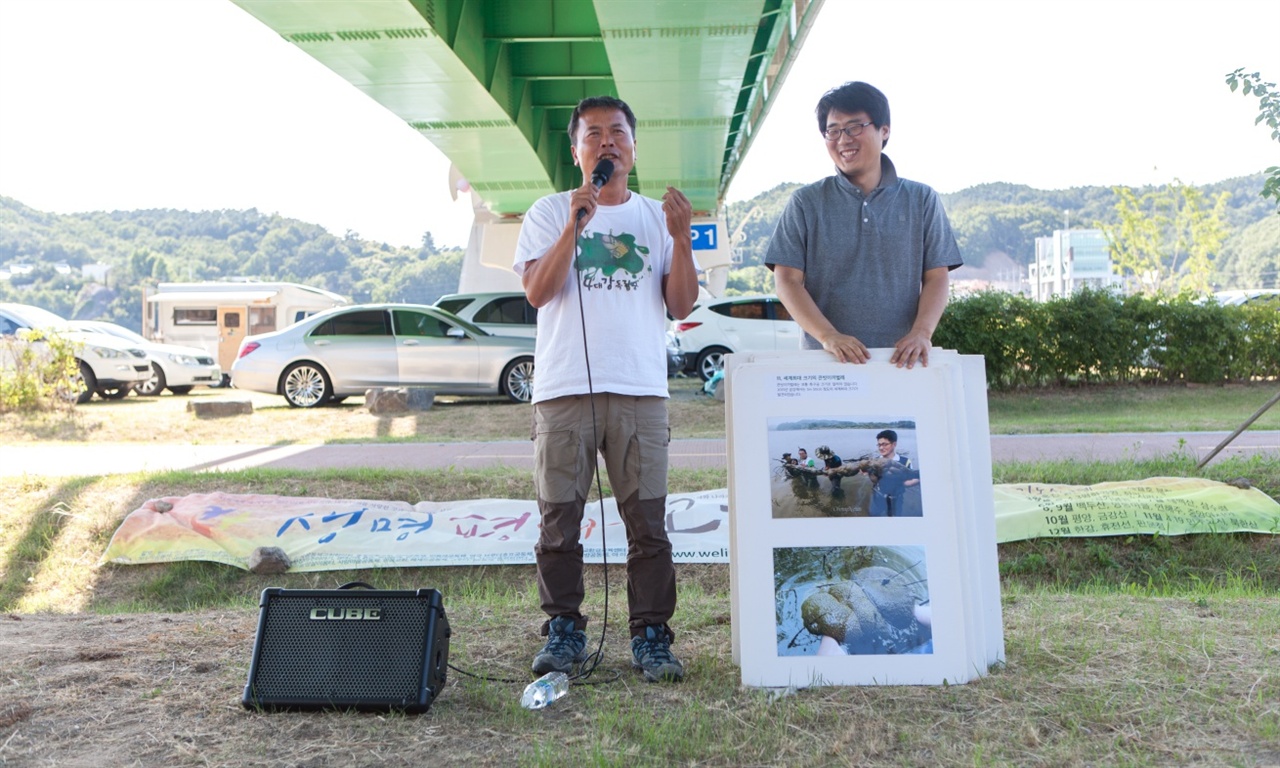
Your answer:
[2,592,1277,766]
[0,377,724,444]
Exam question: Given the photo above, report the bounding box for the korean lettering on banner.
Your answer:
[276,507,435,544]
[1021,483,1239,537]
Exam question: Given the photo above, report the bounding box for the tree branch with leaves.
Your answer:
[1102,182,1229,296]
[1226,68,1280,213]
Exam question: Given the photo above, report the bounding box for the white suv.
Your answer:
[672,294,801,380]
[0,303,152,403]
[68,320,221,396]
[434,292,538,338]
[435,291,685,376]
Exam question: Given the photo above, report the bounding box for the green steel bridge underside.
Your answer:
[231,0,823,217]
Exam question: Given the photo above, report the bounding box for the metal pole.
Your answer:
[1195,388,1280,470]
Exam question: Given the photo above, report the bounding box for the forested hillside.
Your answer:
[1,171,1276,330]
[726,174,1275,283]
[0,198,464,328]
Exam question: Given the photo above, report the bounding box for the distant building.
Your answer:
[1028,229,1120,301]
[951,251,1025,296]
[82,263,112,282]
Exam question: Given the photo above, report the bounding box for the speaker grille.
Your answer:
[244,589,448,712]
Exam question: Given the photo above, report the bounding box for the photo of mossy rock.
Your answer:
[774,545,931,656]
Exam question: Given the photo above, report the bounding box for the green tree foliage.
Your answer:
[723,265,773,295]
[0,197,463,328]
[1,169,1275,330]
[0,330,79,412]
[1101,182,1230,295]
[1226,68,1280,212]
[721,176,1271,279]
[948,203,1062,268]
[724,183,803,268]
[1215,216,1280,288]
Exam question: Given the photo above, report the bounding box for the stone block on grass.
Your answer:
[248,546,291,575]
[366,387,435,415]
[187,400,254,418]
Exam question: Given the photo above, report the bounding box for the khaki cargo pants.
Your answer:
[531,393,675,636]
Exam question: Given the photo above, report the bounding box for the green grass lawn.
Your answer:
[3,382,1280,766]
[987,382,1280,434]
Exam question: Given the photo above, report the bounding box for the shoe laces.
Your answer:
[633,626,676,663]
[544,618,583,653]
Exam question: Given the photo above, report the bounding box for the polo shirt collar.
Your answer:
[833,154,900,196]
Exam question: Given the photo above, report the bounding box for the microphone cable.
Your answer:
[564,196,614,683]
[447,169,619,690]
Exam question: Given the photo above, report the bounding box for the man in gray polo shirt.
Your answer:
[765,81,962,368]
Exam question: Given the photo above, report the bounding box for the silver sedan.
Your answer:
[230,303,535,407]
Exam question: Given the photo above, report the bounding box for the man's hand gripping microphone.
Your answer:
[575,158,615,221]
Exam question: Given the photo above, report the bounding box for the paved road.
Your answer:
[3,431,1278,477]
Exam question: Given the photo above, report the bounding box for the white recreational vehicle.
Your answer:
[143,281,348,381]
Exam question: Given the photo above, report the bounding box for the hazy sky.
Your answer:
[1,0,1277,249]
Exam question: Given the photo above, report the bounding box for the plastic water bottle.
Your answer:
[521,671,570,710]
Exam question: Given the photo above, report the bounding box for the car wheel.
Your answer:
[167,385,194,396]
[695,346,730,381]
[74,361,96,404]
[96,386,131,400]
[135,363,167,396]
[502,356,535,403]
[210,373,231,388]
[281,361,332,408]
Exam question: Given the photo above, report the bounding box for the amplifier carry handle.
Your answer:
[336,581,378,590]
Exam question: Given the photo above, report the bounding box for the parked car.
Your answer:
[1212,289,1280,307]
[230,303,536,407]
[434,291,537,338]
[66,320,221,396]
[664,331,685,378]
[0,303,152,403]
[671,294,801,380]
[436,291,685,376]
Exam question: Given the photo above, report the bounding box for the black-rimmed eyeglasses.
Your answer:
[822,121,874,142]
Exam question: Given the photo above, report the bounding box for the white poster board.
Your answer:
[726,350,1003,687]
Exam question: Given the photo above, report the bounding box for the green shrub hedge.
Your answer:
[0,331,80,412]
[934,289,1280,390]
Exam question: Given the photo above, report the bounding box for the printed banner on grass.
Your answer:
[993,477,1280,543]
[101,479,1280,570]
[101,491,731,572]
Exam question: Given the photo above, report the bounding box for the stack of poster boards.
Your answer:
[725,349,1004,687]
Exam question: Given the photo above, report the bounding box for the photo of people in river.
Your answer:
[774,545,932,657]
[768,416,923,518]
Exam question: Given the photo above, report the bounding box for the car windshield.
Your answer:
[79,323,147,344]
[434,297,472,315]
[4,304,72,330]
[429,306,491,337]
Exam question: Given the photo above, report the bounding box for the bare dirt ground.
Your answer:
[0,609,628,768]
[5,593,1280,768]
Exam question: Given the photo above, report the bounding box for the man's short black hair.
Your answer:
[877,429,898,444]
[816,82,890,147]
[567,96,638,142]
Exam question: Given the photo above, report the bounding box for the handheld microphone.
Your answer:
[576,158,615,221]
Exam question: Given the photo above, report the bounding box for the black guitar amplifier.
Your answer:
[242,586,450,713]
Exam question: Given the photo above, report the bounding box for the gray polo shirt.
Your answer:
[764,155,963,349]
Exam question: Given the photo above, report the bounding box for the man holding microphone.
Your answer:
[514,95,699,683]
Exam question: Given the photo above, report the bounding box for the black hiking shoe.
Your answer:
[631,624,684,682]
[531,616,587,676]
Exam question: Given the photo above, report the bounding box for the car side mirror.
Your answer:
[446,326,466,339]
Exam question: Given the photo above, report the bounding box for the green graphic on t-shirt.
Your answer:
[576,231,649,281]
